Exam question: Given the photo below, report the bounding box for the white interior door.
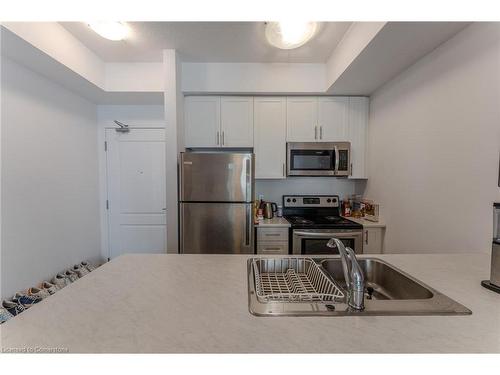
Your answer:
[106,128,166,259]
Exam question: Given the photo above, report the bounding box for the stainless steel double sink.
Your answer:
[248,257,472,316]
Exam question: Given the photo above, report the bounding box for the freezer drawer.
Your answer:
[180,202,254,254]
[180,152,254,202]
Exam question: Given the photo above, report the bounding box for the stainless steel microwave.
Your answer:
[287,142,351,177]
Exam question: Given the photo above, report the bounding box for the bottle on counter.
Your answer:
[342,198,351,217]
[276,205,283,218]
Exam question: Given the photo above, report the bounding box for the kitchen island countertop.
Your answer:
[1,253,499,353]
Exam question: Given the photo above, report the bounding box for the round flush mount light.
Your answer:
[265,21,318,50]
[88,22,129,41]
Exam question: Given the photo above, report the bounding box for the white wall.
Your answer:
[1,56,101,299]
[365,23,500,254]
[3,22,105,88]
[182,63,326,94]
[256,178,358,205]
[325,22,385,90]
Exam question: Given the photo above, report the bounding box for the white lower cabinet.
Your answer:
[362,227,384,254]
[257,242,289,255]
[254,97,286,179]
[256,227,289,255]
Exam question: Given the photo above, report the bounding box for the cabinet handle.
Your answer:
[283,163,286,177]
[365,230,369,245]
[264,247,281,251]
[216,131,220,145]
[222,131,225,146]
[265,233,281,236]
[320,126,323,139]
[314,126,318,140]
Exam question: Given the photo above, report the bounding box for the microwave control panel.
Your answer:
[338,150,349,171]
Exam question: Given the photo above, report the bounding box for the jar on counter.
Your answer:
[276,205,283,217]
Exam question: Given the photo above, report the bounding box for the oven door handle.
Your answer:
[293,231,358,238]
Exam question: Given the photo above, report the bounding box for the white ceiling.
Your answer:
[60,22,352,63]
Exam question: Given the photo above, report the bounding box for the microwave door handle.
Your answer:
[334,145,339,174]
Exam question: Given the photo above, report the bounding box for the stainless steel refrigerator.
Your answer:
[179,151,255,254]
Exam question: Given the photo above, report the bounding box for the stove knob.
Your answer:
[292,198,297,203]
[286,198,291,203]
[327,198,332,203]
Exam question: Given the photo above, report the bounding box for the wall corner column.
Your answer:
[163,49,184,253]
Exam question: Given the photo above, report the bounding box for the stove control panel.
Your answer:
[283,195,339,208]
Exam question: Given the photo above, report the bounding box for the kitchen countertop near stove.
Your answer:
[1,253,499,353]
[256,217,291,227]
[343,216,386,228]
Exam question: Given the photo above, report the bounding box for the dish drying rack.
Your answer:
[252,257,345,303]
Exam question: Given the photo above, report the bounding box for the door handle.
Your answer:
[283,163,286,177]
[216,131,220,146]
[365,230,369,245]
[245,158,251,200]
[222,131,225,146]
[245,205,251,246]
[320,126,323,139]
[314,126,318,140]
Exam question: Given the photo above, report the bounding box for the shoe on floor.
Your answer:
[38,281,59,295]
[81,261,96,272]
[72,264,89,278]
[2,299,25,316]
[27,287,51,300]
[0,307,14,324]
[14,292,42,308]
[64,269,79,282]
[52,273,71,289]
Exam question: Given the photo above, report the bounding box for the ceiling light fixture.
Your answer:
[265,21,318,50]
[88,22,129,41]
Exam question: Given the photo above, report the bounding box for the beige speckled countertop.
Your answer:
[343,216,386,228]
[1,253,499,353]
[256,217,290,227]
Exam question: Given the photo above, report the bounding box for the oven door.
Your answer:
[292,229,363,255]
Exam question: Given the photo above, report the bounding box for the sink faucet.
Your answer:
[327,238,365,311]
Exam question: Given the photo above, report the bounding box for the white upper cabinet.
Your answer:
[184,96,220,148]
[184,96,254,148]
[348,97,369,179]
[317,97,349,142]
[220,97,254,147]
[286,97,318,142]
[254,97,286,179]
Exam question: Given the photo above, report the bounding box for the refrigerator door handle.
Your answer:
[245,204,251,246]
[245,157,251,201]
